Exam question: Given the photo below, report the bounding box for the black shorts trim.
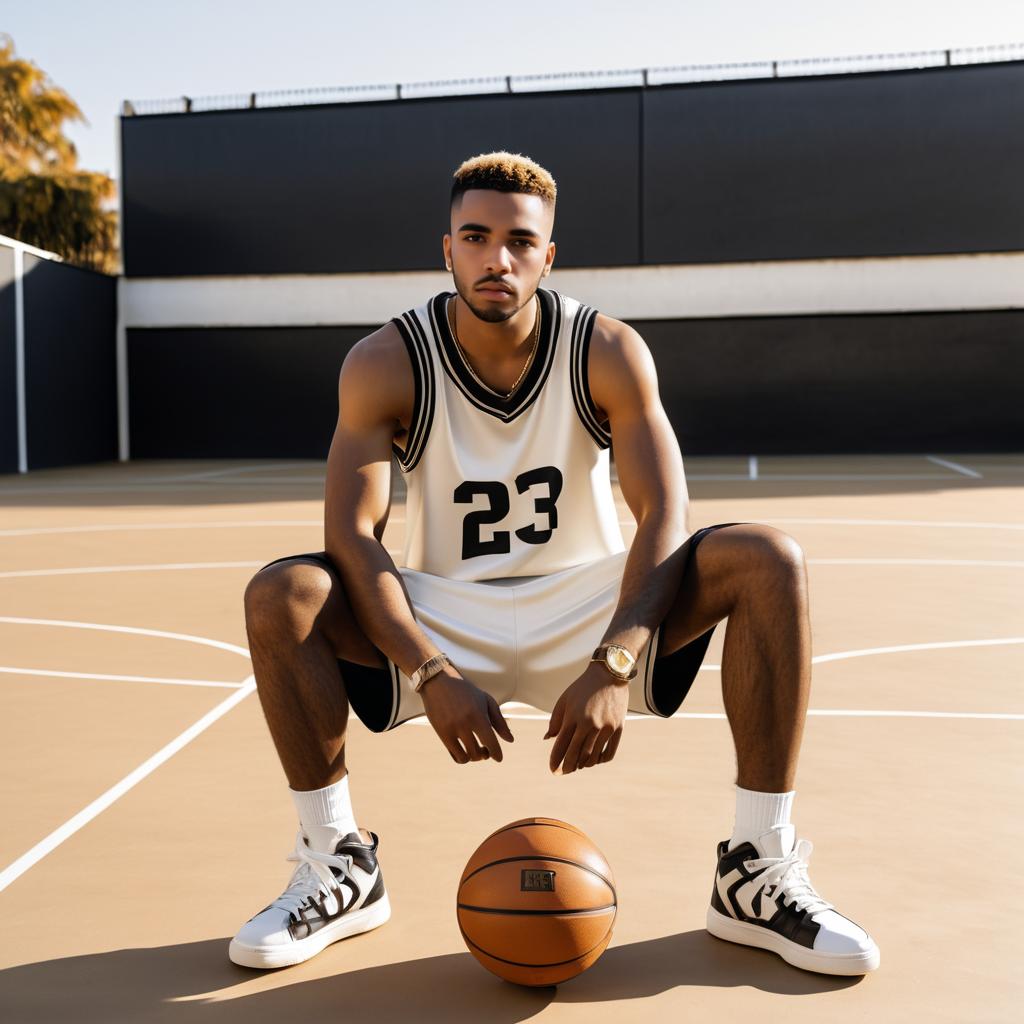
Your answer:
[645,522,746,718]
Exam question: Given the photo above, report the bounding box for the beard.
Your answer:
[451,272,541,324]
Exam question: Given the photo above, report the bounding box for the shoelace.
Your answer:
[745,838,834,916]
[269,831,358,923]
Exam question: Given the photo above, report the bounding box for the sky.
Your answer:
[5,0,1024,182]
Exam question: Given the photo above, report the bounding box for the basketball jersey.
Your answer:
[390,288,626,582]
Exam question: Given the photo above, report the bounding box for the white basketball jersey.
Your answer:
[390,288,626,582]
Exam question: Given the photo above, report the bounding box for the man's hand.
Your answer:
[419,666,514,764]
[544,662,630,774]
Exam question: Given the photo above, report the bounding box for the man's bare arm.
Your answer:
[544,316,690,774]
[324,325,513,763]
[589,314,691,660]
[324,325,439,677]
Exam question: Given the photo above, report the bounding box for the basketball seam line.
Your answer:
[457,903,616,917]
[460,854,616,898]
[458,923,614,970]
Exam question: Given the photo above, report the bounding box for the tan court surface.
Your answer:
[0,454,1021,1022]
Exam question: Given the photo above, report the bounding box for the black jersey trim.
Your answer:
[389,310,434,473]
[570,305,612,449]
[429,288,560,424]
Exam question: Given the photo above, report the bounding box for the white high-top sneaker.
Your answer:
[706,825,880,976]
[229,830,390,969]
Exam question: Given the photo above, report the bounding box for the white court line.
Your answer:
[926,455,983,478]
[807,558,1024,568]
[0,617,253,893]
[472,709,1024,722]
[1,515,1018,540]
[0,472,986,496]
[0,520,322,538]
[3,556,1021,582]
[0,616,250,658]
[0,676,255,894]
[0,666,243,689]
[748,456,759,480]
[761,517,1024,531]
[167,462,315,481]
[0,561,263,579]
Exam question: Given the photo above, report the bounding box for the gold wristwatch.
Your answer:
[590,643,638,681]
[410,653,451,692]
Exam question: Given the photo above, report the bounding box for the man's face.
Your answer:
[443,189,556,323]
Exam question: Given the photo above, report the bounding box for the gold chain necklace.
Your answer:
[447,295,540,399]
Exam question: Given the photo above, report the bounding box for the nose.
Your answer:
[484,243,513,275]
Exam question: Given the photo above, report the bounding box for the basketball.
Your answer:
[456,817,617,986]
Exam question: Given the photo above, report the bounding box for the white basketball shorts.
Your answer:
[259,524,732,732]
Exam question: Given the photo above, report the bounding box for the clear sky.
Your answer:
[5,0,1024,181]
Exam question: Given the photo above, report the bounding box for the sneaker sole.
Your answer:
[706,905,880,976]
[229,893,391,970]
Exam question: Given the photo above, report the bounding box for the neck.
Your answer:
[451,292,538,361]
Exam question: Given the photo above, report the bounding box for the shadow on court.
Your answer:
[0,931,858,1023]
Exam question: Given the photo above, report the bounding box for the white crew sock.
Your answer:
[290,775,359,853]
[729,786,795,851]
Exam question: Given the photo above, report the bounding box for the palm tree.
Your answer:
[0,34,118,272]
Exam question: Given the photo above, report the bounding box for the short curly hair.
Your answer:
[450,151,557,209]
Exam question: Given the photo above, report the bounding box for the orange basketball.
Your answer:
[457,817,617,986]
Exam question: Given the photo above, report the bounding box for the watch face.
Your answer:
[608,647,634,674]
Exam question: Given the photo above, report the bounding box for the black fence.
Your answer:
[121,60,1024,277]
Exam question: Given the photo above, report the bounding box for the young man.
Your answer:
[230,152,880,976]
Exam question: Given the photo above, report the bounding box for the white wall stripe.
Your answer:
[925,455,983,478]
[120,252,1024,327]
[0,666,244,689]
[0,676,255,894]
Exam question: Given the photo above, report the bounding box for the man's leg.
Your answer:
[657,524,810,792]
[230,554,392,969]
[657,523,878,975]
[243,556,386,791]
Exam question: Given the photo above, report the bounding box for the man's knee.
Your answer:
[708,524,806,584]
[244,559,337,636]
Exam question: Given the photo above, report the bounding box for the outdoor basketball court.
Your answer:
[0,451,1019,1021]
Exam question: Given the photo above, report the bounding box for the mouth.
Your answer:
[476,283,513,299]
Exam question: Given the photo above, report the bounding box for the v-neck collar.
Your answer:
[429,288,560,423]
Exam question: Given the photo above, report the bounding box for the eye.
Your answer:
[463,234,483,242]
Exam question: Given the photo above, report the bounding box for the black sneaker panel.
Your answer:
[362,870,387,908]
[711,838,822,951]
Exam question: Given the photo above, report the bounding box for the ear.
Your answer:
[542,239,556,276]
[442,233,452,271]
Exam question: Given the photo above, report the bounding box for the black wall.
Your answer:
[0,246,17,473]
[23,256,117,469]
[121,61,1024,277]
[128,326,365,458]
[127,310,1023,458]
[122,89,640,276]
[642,310,1023,453]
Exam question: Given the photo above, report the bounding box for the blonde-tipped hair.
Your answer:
[450,151,557,208]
